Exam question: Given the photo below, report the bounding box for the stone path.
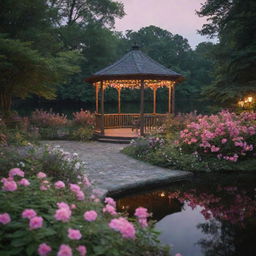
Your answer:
[43,141,192,196]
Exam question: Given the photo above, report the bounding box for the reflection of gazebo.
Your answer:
[85,45,184,138]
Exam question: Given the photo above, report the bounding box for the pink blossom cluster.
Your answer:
[84,210,97,222]
[70,184,85,200]
[103,197,117,215]
[22,208,43,230]
[134,207,150,228]
[31,109,68,128]
[178,110,256,162]
[109,217,136,239]
[68,228,82,240]
[1,168,30,191]
[73,109,95,127]
[0,213,11,224]
[54,202,72,222]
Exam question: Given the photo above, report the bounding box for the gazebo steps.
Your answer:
[96,137,132,144]
[94,133,137,144]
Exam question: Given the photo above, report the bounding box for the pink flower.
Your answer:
[37,172,47,179]
[83,177,91,187]
[29,216,43,230]
[0,213,11,224]
[134,207,150,219]
[175,254,182,256]
[22,209,37,219]
[18,178,30,186]
[70,204,77,209]
[76,191,85,201]
[9,168,24,178]
[55,181,65,189]
[68,228,82,240]
[57,202,70,209]
[104,197,116,207]
[221,138,227,144]
[40,185,49,191]
[54,208,71,222]
[109,217,136,239]
[138,218,148,228]
[76,245,87,256]
[103,204,117,215]
[57,244,72,256]
[84,210,97,222]
[38,243,52,256]
[69,184,81,193]
[211,145,220,152]
[2,180,17,191]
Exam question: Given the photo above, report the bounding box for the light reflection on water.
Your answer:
[115,174,256,256]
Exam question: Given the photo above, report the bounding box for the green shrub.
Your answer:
[71,127,94,141]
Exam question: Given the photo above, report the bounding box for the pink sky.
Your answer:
[115,0,215,48]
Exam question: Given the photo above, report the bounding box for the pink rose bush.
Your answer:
[0,167,165,256]
[178,110,256,162]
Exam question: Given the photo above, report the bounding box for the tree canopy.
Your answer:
[197,0,256,104]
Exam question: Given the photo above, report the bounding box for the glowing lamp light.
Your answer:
[160,192,165,197]
[247,96,253,103]
[238,100,244,107]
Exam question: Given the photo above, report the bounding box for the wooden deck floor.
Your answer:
[101,128,139,138]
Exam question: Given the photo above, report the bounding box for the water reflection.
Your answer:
[115,175,256,256]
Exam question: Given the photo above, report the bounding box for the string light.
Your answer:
[93,80,175,90]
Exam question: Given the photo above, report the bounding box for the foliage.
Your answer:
[0,170,168,255]
[197,0,256,103]
[123,111,256,172]
[0,145,85,183]
[71,127,94,142]
[73,109,95,127]
[31,109,68,128]
[0,36,82,115]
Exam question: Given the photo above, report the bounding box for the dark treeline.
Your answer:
[0,0,255,115]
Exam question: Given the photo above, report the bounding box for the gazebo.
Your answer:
[85,45,184,138]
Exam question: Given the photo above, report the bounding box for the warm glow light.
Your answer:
[247,96,253,103]
[160,192,165,197]
[238,100,244,107]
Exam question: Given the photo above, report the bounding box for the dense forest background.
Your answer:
[0,0,255,116]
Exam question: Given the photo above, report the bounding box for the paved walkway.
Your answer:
[43,141,192,196]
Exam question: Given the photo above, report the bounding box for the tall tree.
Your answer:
[197,0,256,104]
[0,36,81,114]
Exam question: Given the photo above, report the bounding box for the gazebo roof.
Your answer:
[85,45,184,83]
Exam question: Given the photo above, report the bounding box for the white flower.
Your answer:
[73,153,78,157]
[75,162,81,170]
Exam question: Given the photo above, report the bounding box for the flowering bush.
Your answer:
[123,111,256,172]
[73,109,95,127]
[177,110,256,162]
[31,109,68,128]
[0,145,86,183]
[0,169,168,256]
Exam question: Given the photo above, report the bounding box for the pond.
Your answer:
[115,173,256,256]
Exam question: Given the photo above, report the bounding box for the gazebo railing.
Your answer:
[95,113,168,131]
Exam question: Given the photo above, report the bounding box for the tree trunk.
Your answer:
[0,92,12,117]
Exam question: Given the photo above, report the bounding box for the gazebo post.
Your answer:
[100,81,104,135]
[140,80,145,136]
[153,87,157,114]
[168,84,172,113]
[171,83,175,114]
[117,87,121,113]
[95,83,99,113]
